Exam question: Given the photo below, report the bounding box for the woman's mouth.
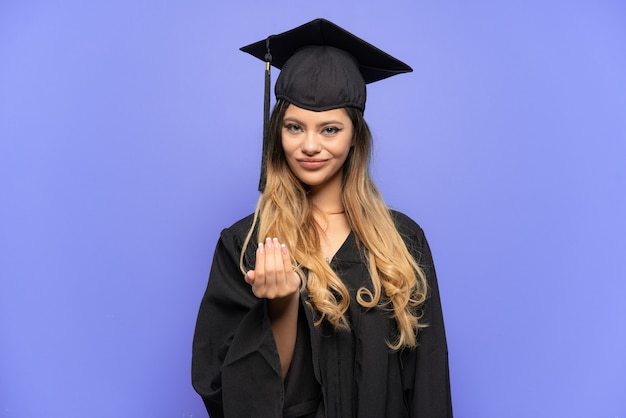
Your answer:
[297,158,327,170]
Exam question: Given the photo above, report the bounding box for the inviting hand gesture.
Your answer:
[245,237,301,300]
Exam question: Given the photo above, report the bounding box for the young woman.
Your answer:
[192,18,452,418]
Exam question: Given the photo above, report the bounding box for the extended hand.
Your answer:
[245,237,300,299]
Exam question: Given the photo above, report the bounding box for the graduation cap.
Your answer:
[240,18,413,191]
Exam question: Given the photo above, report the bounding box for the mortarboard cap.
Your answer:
[240,18,413,190]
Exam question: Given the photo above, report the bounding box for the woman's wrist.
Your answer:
[267,291,299,321]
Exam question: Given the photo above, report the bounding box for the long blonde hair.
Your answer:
[241,100,428,349]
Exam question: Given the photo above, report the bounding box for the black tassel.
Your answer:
[259,37,272,192]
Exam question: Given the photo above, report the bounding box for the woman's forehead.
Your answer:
[283,104,350,122]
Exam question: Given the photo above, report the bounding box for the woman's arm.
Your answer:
[245,237,301,379]
[192,225,286,417]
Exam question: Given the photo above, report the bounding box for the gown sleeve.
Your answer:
[191,222,285,418]
[395,212,453,417]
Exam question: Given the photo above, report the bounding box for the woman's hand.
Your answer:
[245,237,300,300]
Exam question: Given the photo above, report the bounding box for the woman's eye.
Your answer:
[322,127,340,135]
[284,124,302,133]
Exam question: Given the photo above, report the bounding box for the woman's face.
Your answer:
[281,104,354,191]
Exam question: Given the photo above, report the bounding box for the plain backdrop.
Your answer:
[1,0,625,417]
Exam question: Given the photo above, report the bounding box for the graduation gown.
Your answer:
[192,210,452,417]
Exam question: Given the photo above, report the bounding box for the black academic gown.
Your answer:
[192,210,452,418]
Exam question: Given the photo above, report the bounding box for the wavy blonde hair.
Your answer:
[240,100,428,349]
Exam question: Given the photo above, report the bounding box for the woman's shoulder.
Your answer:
[223,213,256,238]
[388,209,425,237]
[212,213,255,249]
[216,213,257,270]
[388,209,435,269]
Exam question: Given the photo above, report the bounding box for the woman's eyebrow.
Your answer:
[318,120,345,127]
[283,117,345,127]
[282,117,303,124]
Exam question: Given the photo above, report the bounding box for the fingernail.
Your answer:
[265,237,272,249]
[258,242,264,253]
[281,243,287,255]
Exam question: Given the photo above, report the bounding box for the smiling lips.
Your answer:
[297,158,328,170]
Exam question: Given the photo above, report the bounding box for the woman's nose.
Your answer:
[301,133,321,154]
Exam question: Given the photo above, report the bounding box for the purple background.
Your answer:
[1,1,625,417]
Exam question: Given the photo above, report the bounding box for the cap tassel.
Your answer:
[259,37,272,192]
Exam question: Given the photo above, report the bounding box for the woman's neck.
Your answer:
[309,178,344,214]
